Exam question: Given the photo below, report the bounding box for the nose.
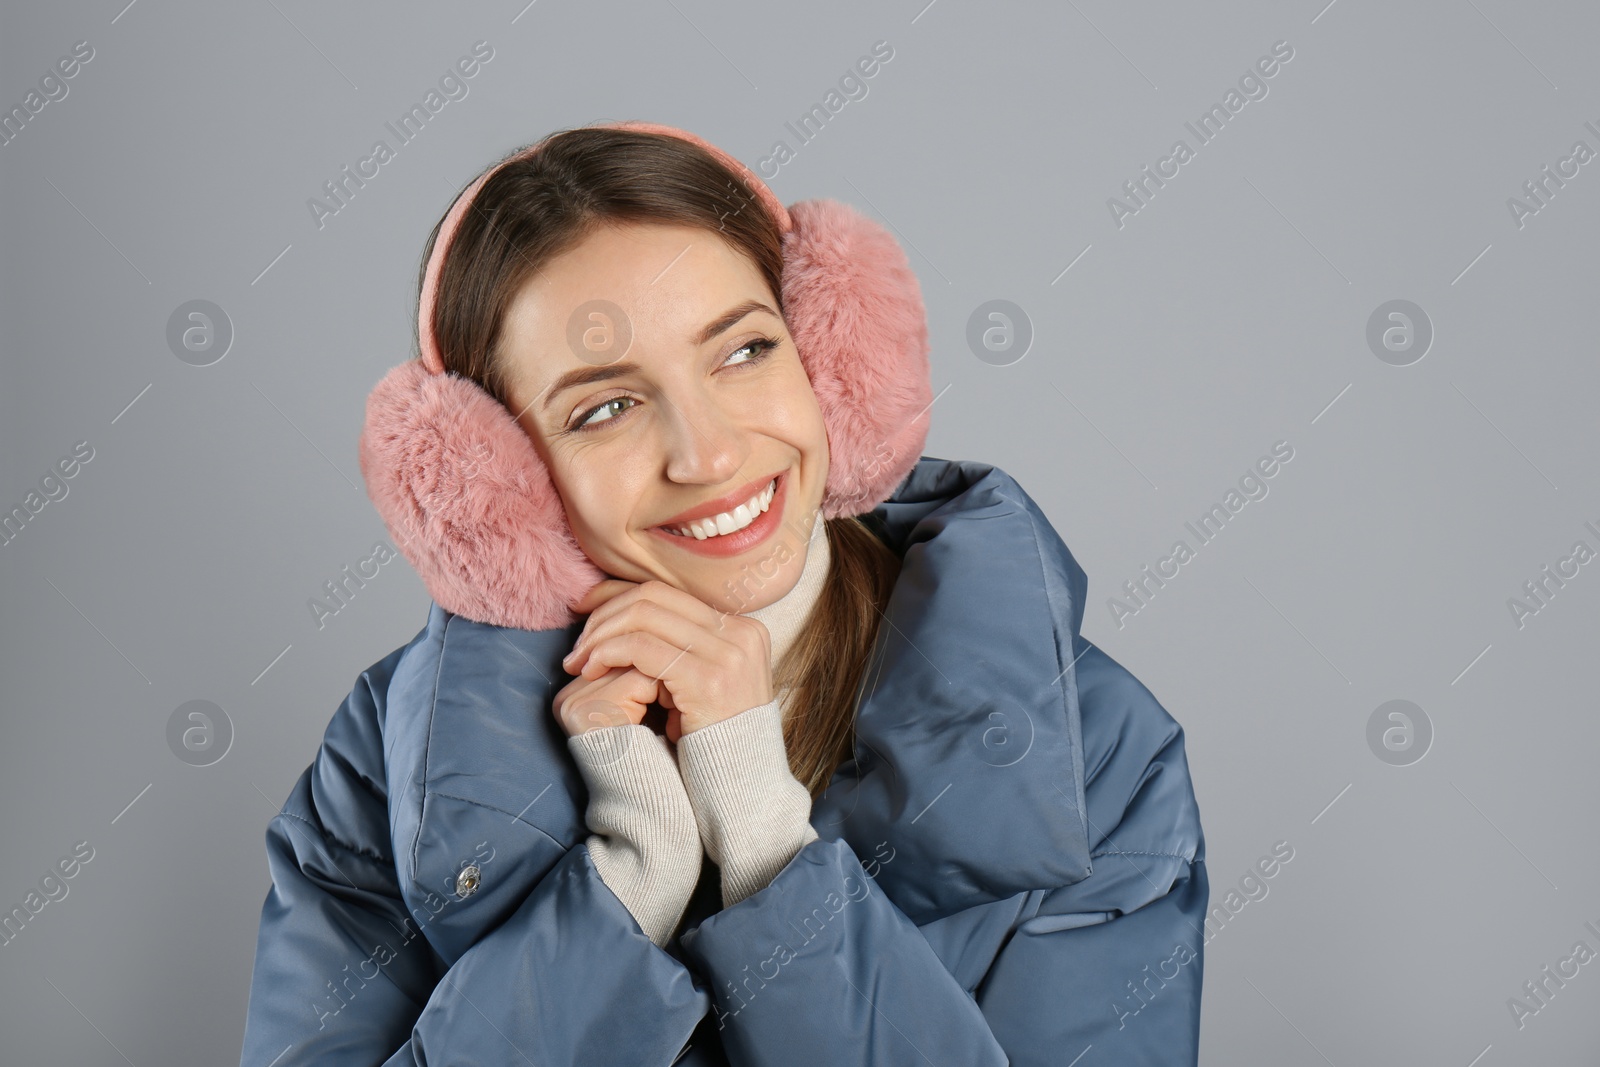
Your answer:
[660,384,747,487]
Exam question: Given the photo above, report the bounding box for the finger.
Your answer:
[568,597,702,672]
[604,666,662,710]
[567,589,735,672]
[554,667,659,733]
[568,577,638,617]
[574,698,635,733]
[553,671,601,726]
[553,664,654,718]
[553,669,601,707]
[578,631,708,693]
[574,579,731,649]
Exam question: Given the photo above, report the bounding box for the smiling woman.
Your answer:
[241,122,1209,1067]
[419,125,907,798]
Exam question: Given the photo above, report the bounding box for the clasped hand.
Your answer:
[551,578,774,746]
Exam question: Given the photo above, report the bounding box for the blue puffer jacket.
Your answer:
[239,455,1208,1066]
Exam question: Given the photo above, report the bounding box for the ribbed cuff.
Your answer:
[675,700,820,908]
[567,724,703,947]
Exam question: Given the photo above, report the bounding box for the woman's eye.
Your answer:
[725,337,778,366]
[572,396,636,432]
[564,337,778,434]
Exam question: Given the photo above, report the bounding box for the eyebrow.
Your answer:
[540,299,779,414]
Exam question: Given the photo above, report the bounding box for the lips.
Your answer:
[653,471,784,530]
[660,477,776,539]
[647,470,788,557]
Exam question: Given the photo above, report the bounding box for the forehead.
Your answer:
[497,221,774,379]
[511,221,764,326]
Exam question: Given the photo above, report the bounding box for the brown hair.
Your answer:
[421,126,902,798]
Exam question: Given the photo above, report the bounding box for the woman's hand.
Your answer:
[550,664,661,739]
[562,578,773,738]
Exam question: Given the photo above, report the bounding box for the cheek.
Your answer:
[554,455,654,549]
[560,478,624,537]
[768,365,829,451]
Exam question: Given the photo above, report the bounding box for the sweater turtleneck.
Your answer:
[737,507,831,707]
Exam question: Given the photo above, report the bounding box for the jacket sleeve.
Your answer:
[677,833,1010,1066]
[674,640,1207,1067]
[238,647,711,1067]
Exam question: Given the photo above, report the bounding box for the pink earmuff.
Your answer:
[358,120,932,631]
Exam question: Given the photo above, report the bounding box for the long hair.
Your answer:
[422,126,901,798]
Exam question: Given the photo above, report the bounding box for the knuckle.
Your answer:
[737,619,769,654]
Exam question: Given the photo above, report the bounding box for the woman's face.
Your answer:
[497,220,830,616]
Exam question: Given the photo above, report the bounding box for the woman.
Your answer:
[239,122,1208,1066]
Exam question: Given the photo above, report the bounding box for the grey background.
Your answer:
[2,0,1597,1063]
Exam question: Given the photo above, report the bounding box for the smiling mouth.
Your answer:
[657,475,779,540]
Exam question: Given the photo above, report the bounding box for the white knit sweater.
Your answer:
[566,510,829,945]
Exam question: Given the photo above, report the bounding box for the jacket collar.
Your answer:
[814,454,1092,922]
[387,455,1092,927]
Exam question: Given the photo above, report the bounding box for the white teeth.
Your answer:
[666,477,776,540]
